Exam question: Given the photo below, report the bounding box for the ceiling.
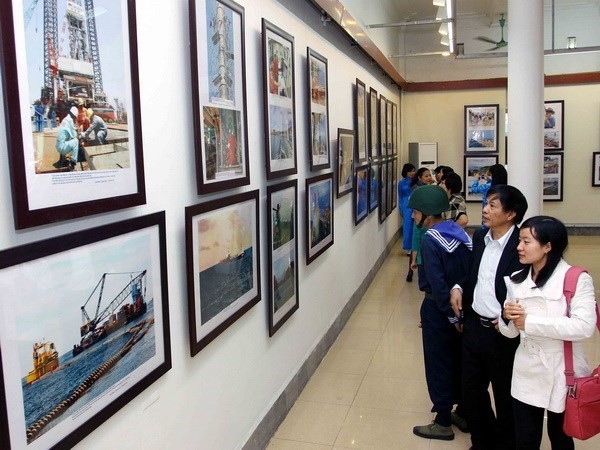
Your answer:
[338,0,600,83]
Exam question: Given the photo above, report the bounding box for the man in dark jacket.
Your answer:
[451,184,528,450]
[409,185,473,441]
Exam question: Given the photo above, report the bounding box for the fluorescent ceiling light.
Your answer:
[438,23,448,35]
[440,35,449,46]
[433,0,446,6]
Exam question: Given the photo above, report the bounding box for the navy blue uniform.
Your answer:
[419,222,472,427]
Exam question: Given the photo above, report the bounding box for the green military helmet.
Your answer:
[408,185,449,216]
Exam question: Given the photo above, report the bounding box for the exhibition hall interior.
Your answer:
[0,0,598,449]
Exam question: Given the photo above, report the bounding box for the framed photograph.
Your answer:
[354,164,369,225]
[189,0,250,194]
[354,78,367,163]
[336,128,354,198]
[186,190,261,356]
[368,87,379,159]
[391,157,398,210]
[593,152,600,187]
[464,104,499,153]
[0,212,171,450]
[306,173,334,265]
[386,158,394,217]
[307,48,330,170]
[386,100,393,158]
[368,161,379,213]
[379,95,387,157]
[266,180,299,336]
[392,102,398,156]
[464,155,499,202]
[543,153,564,201]
[262,19,297,179]
[379,159,388,223]
[0,0,146,229]
[544,100,564,151]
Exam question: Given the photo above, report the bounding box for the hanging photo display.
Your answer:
[307,48,330,170]
[464,104,499,153]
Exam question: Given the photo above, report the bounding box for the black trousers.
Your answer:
[462,312,519,450]
[512,398,574,450]
[420,297,462,427]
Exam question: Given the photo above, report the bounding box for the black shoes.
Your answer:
[406,268,413,282]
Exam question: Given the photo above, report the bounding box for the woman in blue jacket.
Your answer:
[398,163,416,254]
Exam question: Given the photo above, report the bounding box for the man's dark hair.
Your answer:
[510,216,568,288]
[486,184,528,225]
[442,172,462,195]
[433,165,446,174]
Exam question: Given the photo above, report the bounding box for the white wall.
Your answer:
[0,0,400,449]
[401,84,600,225]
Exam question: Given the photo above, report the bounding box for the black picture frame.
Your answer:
[354,164,369,225]
[0,0,146,229]
[544,100,564,151]
[306,173,334,265]
[368,161,379,213]
[379,94,387,157]
[307,47,330,171]
[391,157,398,210]
[464,155,499,202]
[336,128,354,198]
[266,180,299,336]
[354,78,367,163]
[593,152,600,187]
[386,99,393,158]
[0,212,171,450]
[464,104,500,153]
[386,158,394,217]
[262,19,297,179]
[392,103,398,156]
[379,159,388,223]
[186,190,261,356]
[543,152,564,201]
[368,87,379,159]
[189,0,251,194]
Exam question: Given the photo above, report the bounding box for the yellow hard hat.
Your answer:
[86,108,94,119]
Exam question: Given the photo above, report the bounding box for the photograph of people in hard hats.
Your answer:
[544,100,564,150]
[464,104,499,152]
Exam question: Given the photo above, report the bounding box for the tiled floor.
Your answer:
[268,236,600,450]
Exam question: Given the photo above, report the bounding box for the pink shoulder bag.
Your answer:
[562,266,600,440]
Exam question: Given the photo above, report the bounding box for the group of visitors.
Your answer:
[397,168,597,449]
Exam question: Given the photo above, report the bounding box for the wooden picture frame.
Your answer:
[593,152,600,187]
[266,180,299,336]
[354,164,369,225]
[189,0,251,194]
[336,128,354,198]
[262,19,297,179]
[543,152,564,201]
[307,47,330,170]
[368,161,379,213]
[306,173,334,265]
[0,212,171,450]
[368,87,379,159]
[186,190,261,356]
[464,104,499,153]
[354,78,367,163]
[464,155,499,202]
[544,100,564,151]
[0,0,146,229]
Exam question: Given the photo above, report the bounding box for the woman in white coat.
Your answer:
[500,216,597,450]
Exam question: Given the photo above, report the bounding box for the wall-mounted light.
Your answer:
[436,6,446,20]
[567,36,577,49]
[438,23,448,35]
[433,0,446,7]
[440,35,449,46]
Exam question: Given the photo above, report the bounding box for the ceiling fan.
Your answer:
[475,14,508,51]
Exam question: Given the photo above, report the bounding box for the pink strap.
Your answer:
[563,266,600,388]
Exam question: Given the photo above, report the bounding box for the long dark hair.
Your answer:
[510,216,568,288]
[401,163,416,178]
[411,167,429,187]
[489,164,507,186]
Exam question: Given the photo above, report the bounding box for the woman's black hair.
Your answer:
[510,215,569,288]
[441,172,462,195]
[401,163,416,178]
[411,167,430,187]
[489,164,508,186]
